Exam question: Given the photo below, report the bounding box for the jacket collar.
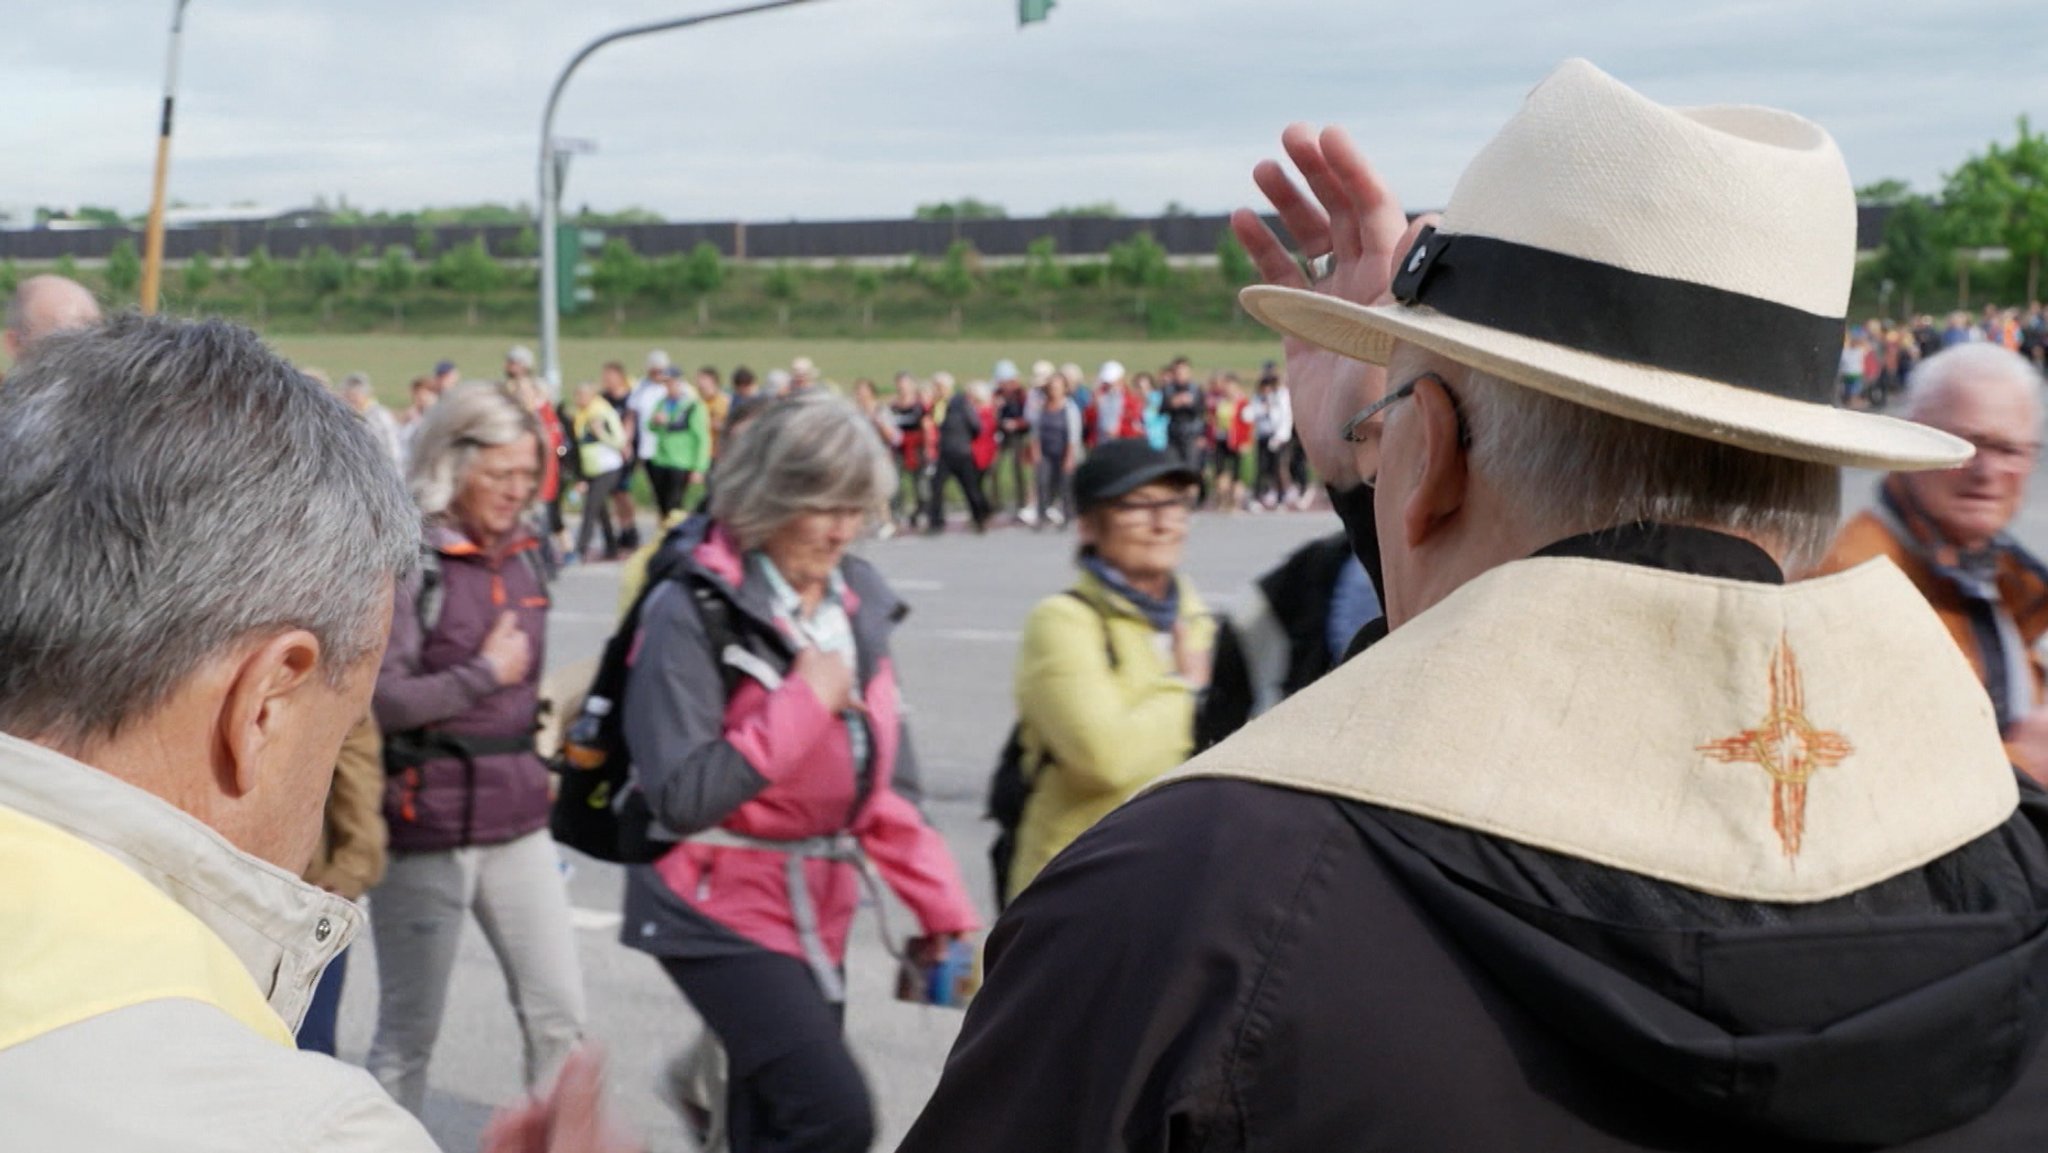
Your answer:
[1074,567,1205,626]
[428,518,538,563]
[1876,479,2048,600]
[1532,521,1784,584]
[673,516,906,665]
[0,731,357,1031]
[1345,523,1778,662]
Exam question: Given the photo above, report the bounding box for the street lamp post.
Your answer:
[537,0,835,392]
[140,0,194,315]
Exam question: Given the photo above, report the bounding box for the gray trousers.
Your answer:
[1034,458,1072,523]
[367,829,587,1116]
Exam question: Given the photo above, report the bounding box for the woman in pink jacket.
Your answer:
[618,391,979,1153]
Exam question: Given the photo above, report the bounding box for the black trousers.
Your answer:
[1255,441,1286,503]
[1169,431,1208,503]
[663,951,874,1153]
[647,463,694,519]
[930,451,989,531]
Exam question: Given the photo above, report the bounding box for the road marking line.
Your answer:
[928,628,1022,642]
[570,907,624,932]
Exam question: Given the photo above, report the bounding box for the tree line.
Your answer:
[1866,116,2048,316]
[0,228,1266,341]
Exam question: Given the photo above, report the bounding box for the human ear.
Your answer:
[1400,376,1470,549]
[217,630,322,799]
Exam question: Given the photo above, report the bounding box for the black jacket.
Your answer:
[1197,532,1356,751]
[939,396,982,459]
[901,520,2048,1152]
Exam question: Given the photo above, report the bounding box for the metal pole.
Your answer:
[538,0,833,392]
[140,0,193,315]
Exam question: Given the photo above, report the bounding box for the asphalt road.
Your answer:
[334,467,2048,1153]
[333,501,1341,1153]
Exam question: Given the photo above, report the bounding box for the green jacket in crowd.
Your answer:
[648,393,711,473]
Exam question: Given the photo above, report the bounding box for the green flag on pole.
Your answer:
[1020,0,1054,26]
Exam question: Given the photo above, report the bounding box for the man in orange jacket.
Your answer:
[1818,342,2048,779]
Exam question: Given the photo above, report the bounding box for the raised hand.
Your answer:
[1230,124,1435,488]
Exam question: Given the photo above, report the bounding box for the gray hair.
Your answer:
[0,314,419,744]
[1900,343,2045,425]
[1455,367,1841,571]
[339,371,373,399]
[709,391,893,550]
[406,382,541,519]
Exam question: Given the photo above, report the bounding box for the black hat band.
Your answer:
[1390,226,1845,404]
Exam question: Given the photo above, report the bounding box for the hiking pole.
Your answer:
[140,0,193,316]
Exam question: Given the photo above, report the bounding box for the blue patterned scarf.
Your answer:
[1081,552,1180,632]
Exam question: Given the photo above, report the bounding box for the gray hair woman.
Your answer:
[619,391,980,1151]
[365,382,588,1117]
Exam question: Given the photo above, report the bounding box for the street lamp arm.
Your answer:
[538,0,837,389]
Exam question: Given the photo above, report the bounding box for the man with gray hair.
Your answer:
[1820,342,2048,779]
[3,273,100,366]
[905,60,2048,1150]
[0,315,634,1152]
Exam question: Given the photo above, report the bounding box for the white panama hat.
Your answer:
[1241,59,1969,471]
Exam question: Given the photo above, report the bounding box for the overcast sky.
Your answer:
[5,0,2043,223]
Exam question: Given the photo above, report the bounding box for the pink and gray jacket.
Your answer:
[617,518,979,968]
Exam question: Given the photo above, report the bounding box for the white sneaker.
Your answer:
[1047,507,1066,527]
[1017,507,1039,527]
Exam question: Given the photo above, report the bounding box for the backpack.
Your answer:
[985,589,1116,909]
[549,558,749,864]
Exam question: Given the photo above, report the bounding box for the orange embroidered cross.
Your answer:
[1697,634,1853,860]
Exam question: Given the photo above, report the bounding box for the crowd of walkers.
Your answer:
[26,54,2048,1153]
[862,355,1320,536]
[338,344,1325,568]
[1840,304,2048,408]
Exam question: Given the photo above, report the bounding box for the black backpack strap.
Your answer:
[415,546,445,636]
[686,580,750,698]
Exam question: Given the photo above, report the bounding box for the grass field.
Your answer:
[263,334,1283,408]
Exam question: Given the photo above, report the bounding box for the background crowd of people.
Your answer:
[323,344,1330,575]
[1840,304,2048,408]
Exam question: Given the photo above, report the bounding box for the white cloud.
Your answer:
[2,0,2040,221]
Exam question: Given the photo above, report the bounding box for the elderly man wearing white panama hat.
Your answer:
[902,60,2048,1152]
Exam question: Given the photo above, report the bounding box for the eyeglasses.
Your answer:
[1956,433,2042,472]
[1340,372,1467,488]
[1103,492,1198,521]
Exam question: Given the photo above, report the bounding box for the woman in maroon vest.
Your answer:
[367,382,586,1118]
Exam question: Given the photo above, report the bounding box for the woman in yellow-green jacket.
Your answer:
[1009,439,1215,902]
